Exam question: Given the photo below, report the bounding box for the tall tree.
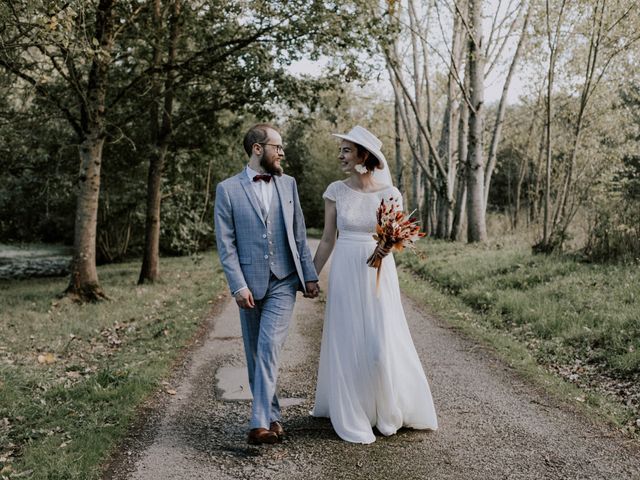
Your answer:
[66,0,117,300]
[435,0,466,238]
[549,0,640,249]
[139,0,181,284]
[451,68,470,241]
[465,0,488,242]
[0,0,136,300]
[484,0,532,213]
[133,0,379,281]
[539,0,567,250]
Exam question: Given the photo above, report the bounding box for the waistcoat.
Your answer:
[264,190,296,279]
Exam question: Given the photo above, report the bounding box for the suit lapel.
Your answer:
[274,176,294,232]
[239,171,266,226]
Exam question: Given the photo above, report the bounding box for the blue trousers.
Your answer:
[239,272,298,429]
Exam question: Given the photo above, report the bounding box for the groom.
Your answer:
[214,124,319,445]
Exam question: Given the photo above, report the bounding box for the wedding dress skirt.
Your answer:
[312,231,438,444]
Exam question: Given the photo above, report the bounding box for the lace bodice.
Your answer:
[323,181,403,234]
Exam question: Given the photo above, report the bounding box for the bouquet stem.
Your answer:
[367,242,391,293]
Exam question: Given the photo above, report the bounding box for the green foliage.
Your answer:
[583,83,640,262]
[585,154,640,262]
[284,116,343,228]
[0,0,380,258]
[0,100,76,243]
[396,266,636,431]
[397,237,640,379]
[0,253,227,479]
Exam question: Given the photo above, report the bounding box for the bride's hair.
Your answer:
[355,144,383,172]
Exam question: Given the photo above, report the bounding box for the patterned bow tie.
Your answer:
[253,174,272,183]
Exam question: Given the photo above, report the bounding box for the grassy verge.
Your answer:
[0,253,227,479]
[397,238,640,433]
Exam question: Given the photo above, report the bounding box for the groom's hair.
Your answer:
[243,123,276,157]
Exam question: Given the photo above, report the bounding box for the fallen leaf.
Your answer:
[165,389,177,395]
[37,353,56,365]
[575,396,586,403]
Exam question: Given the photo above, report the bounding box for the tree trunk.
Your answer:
[394,97,403,191]
[513,144,530,229]
[552,0,604,243]
[65,0,116,301]
[513,92,542,228]
[387,10,405,199]
[435,103,457,238]
[139,0,181,284]
[451,89,469,241]
[139,146,168,283]
[532,125,546,223]
[542,64,553,246]
[408,0,426,219]
[436,188,454,238]
[465,0,487,243]
[539,0,567,251]
[484,1,531,212]
[433,2,464,239]
[67,135,107,301]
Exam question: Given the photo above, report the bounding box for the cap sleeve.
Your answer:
[322,181,339,202]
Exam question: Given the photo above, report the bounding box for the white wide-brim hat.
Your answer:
[332,125,386,168]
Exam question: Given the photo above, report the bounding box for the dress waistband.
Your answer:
[337,231,376,243]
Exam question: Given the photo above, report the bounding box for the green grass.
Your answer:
[0,253,227,479]
[306,227,323,239]
[397,237,640,431]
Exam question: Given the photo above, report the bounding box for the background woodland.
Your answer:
[1,0,639,300]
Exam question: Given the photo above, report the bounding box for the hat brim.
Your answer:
[332,133,386,168]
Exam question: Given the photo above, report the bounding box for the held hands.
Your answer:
[235,282,318,306]
[303,281,320,299]
[234,289,255,309]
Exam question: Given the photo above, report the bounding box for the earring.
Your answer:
[354,164,368,174]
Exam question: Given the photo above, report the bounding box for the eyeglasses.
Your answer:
[257,143,285,153]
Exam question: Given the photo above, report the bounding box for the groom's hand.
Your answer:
[304,281,320,298]
[234,288,255,309]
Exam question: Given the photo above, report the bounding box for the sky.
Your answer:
[288,56,527,106]
[287,0,530,106]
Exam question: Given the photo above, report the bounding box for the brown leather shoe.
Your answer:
[247,428,278,445]
[269,421,285,440]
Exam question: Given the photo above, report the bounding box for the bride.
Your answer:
[311,126,438,444]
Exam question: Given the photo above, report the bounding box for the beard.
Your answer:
[260,153,283,176]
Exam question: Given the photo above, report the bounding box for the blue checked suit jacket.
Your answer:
[214,170,318,300]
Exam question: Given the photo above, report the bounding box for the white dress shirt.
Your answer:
[246,165,274,215]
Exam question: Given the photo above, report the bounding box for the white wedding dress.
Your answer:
[312,180,438,444]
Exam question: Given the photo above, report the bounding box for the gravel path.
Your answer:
[105,245,640,480]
